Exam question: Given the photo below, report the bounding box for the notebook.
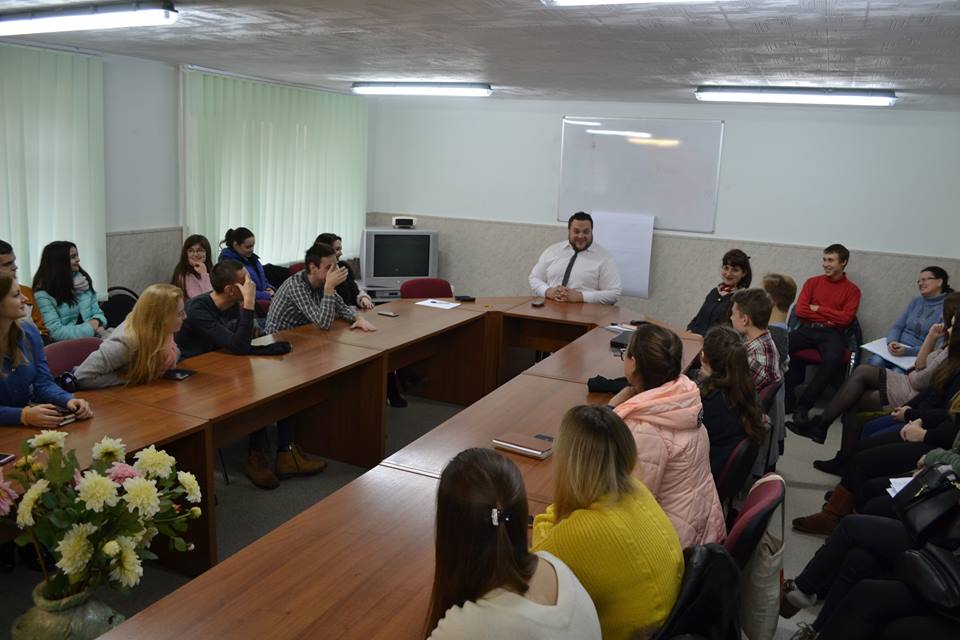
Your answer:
[492,433,554,459]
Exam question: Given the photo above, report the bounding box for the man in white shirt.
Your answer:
[528,212,622,305]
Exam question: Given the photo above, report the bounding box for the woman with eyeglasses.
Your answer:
[869,267,952,368]
[608,324,726,547]
[74,284,184,388]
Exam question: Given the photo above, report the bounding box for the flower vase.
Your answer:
[11,582,125,640]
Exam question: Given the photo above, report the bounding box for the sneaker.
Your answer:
[276,444,327,479]
[789,622,818,640]
[245,451,280,490]
[780,579,817,619]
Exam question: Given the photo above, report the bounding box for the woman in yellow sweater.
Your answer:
[531,405,684,640]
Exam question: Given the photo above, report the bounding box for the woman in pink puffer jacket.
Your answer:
[611,324,726,547]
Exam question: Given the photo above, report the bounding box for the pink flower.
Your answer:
[72,469,84,487]
[106,462,142,485]
[0,469,19,517]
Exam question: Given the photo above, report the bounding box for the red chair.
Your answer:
[724,473,786,569]
[288,262,305,275]
[716,438,760,509]
[44,338,103,377]
[399,278,453,299]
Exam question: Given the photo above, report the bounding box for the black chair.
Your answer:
[101,286,138,328]
[651,544,742,640]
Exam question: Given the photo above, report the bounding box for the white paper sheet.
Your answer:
[887,476,912,498]
[862,338,916,371]
[415,299,461,310]
[591,211,655,299]
[250,334,276,346]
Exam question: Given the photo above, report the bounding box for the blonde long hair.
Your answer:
[553,405,638,523]
[123,284,182,385]
[0,274,27,376]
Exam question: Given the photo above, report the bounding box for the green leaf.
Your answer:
[172,537,186,552]
[139,549,159,561]
[171,519,188,533]
[41,491,57,510]
[33,519,57,550]
[14,532,31,547]
[156,523,175,539]
[19,440,31,456]
[49,510,73,529]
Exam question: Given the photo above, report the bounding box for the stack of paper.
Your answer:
[415,299,461,310]
[861,338,916,371]
[886,476,912,498]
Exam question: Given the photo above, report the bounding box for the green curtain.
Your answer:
[183,69,368,263]
[0,44,107,294]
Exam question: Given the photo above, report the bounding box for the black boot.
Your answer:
[787,415,828,444]
[387,372,407,408]
[814,455,844,476]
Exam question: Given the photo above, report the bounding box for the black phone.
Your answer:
[630,319,650,326]
[55,407,77,427]
[163,368,197,381]
[0,452,15,465]
[533,433,555,443]
[455,295,476,302]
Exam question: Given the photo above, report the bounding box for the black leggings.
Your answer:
[820,579,950,640]
[841,431,932,495]
[795,515,912,630]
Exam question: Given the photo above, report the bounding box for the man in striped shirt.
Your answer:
[265,243,377,334]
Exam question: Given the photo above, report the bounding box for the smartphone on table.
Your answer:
[163,368,197,381]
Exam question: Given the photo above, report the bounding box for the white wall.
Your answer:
[368,97,960,259]
[103,54,179,233]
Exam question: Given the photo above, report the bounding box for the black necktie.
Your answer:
[561,249,580,287]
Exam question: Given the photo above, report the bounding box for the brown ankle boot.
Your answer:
[792,483,854,535]
[245,451,280,490]
[276,444,327,479]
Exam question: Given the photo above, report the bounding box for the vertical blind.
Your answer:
[0,44,107,293]
[182,69,368,263]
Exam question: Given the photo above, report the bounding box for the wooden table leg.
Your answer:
[159,426,217,575]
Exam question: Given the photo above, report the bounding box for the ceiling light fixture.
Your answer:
[351,82,492,97]
[541,0,733,6]
[0,1,179,36]
[587,129,652,138]
[563,119,602,126]
[694,86,897,107]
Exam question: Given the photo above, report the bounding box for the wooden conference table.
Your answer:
[89,296,701,638]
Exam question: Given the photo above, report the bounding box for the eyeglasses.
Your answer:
[918,277,939,284]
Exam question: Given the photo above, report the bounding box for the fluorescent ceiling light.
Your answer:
[694,86,897,107]
[351,82,492,97]
[542,0,733,6]
[563,119,602,126]
[628,137,681,147]
[587,129,652,139]
[0,2,179,36]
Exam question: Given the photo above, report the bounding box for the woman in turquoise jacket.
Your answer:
[32,241,108,342]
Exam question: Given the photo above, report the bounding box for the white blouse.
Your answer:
[428,551,601,640]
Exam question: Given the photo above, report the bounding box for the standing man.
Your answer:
[528,211,622,305]
[786,244,861,426]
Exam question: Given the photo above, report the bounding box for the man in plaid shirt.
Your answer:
[265,243,377,334]
[730,288,782,391]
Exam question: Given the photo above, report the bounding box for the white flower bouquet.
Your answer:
[0,431,202,600]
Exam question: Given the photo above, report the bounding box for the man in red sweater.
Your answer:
[785,244,861,438]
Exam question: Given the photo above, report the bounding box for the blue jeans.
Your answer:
[864,354,907,374]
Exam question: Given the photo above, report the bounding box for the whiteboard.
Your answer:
[558,116,724,232]
[592,211,654,299]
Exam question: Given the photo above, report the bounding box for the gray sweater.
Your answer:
[74,322,136,389]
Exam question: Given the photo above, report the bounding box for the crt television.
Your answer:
[360,227,439,290]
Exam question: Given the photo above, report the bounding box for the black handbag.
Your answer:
[892,464,960,541]
[896,544,960,611]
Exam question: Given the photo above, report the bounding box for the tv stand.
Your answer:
[364,285,401,303]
